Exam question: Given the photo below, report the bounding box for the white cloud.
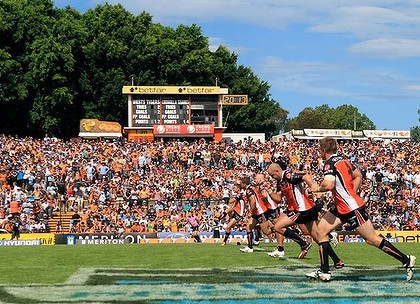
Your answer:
[255,55,420,101]
[96,1,420,34]
[92,0,302,29]
[270,74,350,98]
[308,6,420,39]
[258,56,342,75]
[356,93,417,100]
[403,85,420,91]
[348,38,420,57]
[255,56,350,97]
[83,1,420,59]
[208,37,224,52]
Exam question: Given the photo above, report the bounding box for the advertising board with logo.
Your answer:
[1,233,55,245]
[153,124,214,135]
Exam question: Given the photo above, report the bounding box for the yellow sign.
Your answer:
[130,130,154,137]
[375,230,420,242]
[0,233,55,245]
[222,95,248,105]
[123,86,221,95]
[80,119,122,133]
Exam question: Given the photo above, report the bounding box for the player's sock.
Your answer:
[223,232,231,244]
[277,246,284,251]
[378,238,410,264]
[319,241,330,273]
[247,231,253,249]
[327,243,341,264]
[284,228,306,247]
[254,226,262,242]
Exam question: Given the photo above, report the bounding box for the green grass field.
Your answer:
[0,242,418,303]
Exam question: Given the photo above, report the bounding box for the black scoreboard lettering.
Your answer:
[161,96,190,125]
[131,95,161,126]
[131,95,190,126]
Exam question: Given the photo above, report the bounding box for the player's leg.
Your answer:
[222,218,237,245]
[192,228,201,243]
[273,213,311,259]
[306,211,342,281]
[356,216,415,281]
[254,225,262,246]
[306,220,343,268]
[240,217,256,253]
[262,220,286,258]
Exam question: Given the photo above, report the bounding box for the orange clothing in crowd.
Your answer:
[10,201,20,214]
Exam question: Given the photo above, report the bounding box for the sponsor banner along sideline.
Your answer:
[0,239,42,246]
[339,230,420,243]
[10,230,417,246]
[56,233,158,245]
[0,233,55,245]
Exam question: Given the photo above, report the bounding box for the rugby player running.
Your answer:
[266,161,343,267]
[306,136,415,282]
[240,175,310,257]
[221,180,247,246]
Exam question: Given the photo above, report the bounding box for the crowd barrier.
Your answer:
[1,230,419,246]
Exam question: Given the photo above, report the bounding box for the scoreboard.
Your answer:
[123,86,247,141]
[130,94,217,127]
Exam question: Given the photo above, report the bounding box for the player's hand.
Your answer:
[308,185,318,193]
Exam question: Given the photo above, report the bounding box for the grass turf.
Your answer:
[0,242,418,285]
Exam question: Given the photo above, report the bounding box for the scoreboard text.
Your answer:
[222,95,248,105]
[131,94,216,126]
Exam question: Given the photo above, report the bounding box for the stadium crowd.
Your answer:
[0,134,419,235]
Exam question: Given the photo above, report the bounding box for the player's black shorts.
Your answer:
[252,213,266,224]
[230,211,243,221]
[285,206,318,224]
[330,206,369,230]
[264,208,279,222]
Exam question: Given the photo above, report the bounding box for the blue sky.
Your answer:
[54,0,420,130]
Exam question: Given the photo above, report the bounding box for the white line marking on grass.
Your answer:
[65,268,97,285]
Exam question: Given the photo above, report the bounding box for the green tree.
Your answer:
[285,107,329,130]
[80,4,137,125]
[411,126,420,142]
[285,104,375,131]
[0,1,289,138]
[164,24,213,85]
[0,0,86,137]
[328,104,375,130]
[0,0,53,135]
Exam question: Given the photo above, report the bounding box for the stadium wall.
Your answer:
[3,230,420,246]
[222,133,265,143]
